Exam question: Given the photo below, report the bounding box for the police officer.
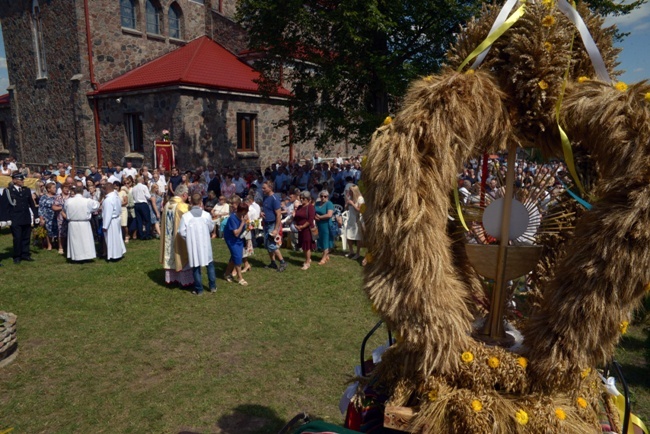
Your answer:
[0,173,38,264]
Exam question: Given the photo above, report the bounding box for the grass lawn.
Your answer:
[1,230,648,432]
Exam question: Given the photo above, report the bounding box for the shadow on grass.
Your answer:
[194,404,286,434]
[619,362,650,390]
[619,335,647,353]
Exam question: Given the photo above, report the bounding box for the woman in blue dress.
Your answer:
[223,202,250,286]
[38,182,57,250]
[314,190,334,265]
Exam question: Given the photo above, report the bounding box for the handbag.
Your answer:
[310,224,318,238]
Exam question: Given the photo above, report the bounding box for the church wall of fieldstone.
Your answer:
[0,0,95,166]
[93,90,318,172]
[0,0,312,171]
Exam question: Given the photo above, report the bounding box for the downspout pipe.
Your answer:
[84,0,103,166]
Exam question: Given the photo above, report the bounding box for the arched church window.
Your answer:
[120,0,137,29]
[168,3,183,40]
[31,0,47,79]
[146,0,162,35]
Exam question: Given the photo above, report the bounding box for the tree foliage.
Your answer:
[236,0,643,150]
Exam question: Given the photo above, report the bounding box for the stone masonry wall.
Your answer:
[0,105,16,154]
[0,0,91,166]
[88,0,209,84]
[94,89,309,171]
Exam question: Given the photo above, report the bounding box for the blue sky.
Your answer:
[0,7,648,93]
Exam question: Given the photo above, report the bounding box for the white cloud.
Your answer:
[604,3,650,28]
[632,67,645,73]
[633,21,650,31]
[0,56,6,69]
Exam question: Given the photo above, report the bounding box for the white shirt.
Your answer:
[122,167,138,179]
[233,177,247,194]
[131,183,151,203]
[179,207,215,267]
[248,202,261,221]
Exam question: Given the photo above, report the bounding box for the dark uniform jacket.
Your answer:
[0,184,37,225]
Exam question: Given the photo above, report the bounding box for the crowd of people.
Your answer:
[0,153,367,294]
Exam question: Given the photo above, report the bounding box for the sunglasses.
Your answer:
[320,195,328,198]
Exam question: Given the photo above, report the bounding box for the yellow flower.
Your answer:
[542,0,554,7]
[360,203,367,214]
[471,400,483,412]
[645,93,650,103]
[578,76,590,83]
[555,407,566,420]
[538,80,549,90]
[517,357,528,369]
[576,397,588,409]
[466,69,475,75]
[427,390,437,401]
[365,252,373,264]
[542,15,556,27]
[423,75,433,82]
[581,367,591,378]
[544,42,553,51]
[461,351,474,364]
[615,81,628,92]
[620,320,629,335]
[515,409,529,425]
[383,116,392,125]
[361,156,367,168]
[488,357,500,368]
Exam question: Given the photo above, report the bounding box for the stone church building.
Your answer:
[0,0,314,170]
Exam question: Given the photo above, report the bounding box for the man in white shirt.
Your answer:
[65,185,100,262]
[233,172,247,197]
[122,161,138,179]
[6,157,18,174]
[113,164,123,182]
[132,175,153,240]
[179,193,216,295]
[102,182,126,261]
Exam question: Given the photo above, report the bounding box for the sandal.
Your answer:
[238,279,248,286]
[58,248,64,255]
[318,257,329,265]
[301,262,311,270]
[224,273,233,283]
[241,264,251,273]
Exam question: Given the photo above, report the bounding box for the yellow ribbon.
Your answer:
[614,394,649,434]
[453,1,527,232]
[554,4,587,196]
[456,2,527,73]
[453,187,470,232]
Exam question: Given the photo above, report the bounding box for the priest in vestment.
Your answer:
[160,184,193,286]
[102,182,127,260]
[179,193,216,295]
[65,186,100,261]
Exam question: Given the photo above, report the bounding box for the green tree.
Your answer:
[237,0,643,150]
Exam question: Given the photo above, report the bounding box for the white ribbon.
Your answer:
[599,373,621,397]
[339,365,363,414]
[470,0,521,70]
[556,0,612,83]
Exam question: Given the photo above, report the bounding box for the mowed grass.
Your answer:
[0,231,382,433]
[1,229,648,432]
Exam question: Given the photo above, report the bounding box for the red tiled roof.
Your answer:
[95,36,290,97]
[0,93,9,106]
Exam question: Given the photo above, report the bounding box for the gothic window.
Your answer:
[120,0,137,29]
[31,0,47,79]
[237,113,256,152]
[168,3,183,39]
[146,0,162,35]
[125,113,144,153]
